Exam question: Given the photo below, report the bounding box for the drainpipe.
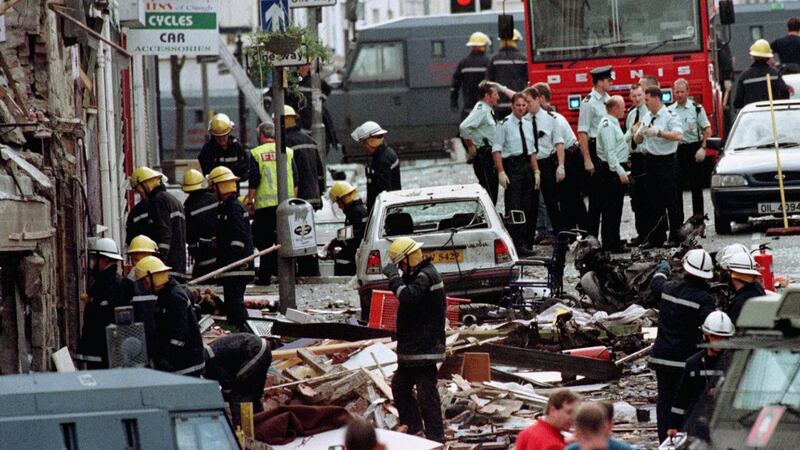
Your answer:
[102,18,122,243]
[96,19,113,238]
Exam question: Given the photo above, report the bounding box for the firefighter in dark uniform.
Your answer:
[76,238,126,369]
[203,333,272,427]
[125,235,160,365]
[182,169,219,279]
[723,252,765,323]
[126,173,151,246]
[327,181,369,275]
[208,166,254,331]
[134,255,205,376]
[382,237,446,443]
[451,32,491,120]
[285,105,323,276]
[486,29,527,118]
[733,40,790,110]
[460,81,500,205]
[351,121,402,212]
[198,113,253,185]
[132,166,187,281]
[492,92,538,256]
[648,249,716,443]
[667,311,734,443]
[577,66,613,237]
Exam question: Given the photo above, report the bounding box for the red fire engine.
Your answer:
[523,0,724,136]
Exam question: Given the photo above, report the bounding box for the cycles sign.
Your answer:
[127,0,219,56]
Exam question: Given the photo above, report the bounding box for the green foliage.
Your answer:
[246,26,332,89]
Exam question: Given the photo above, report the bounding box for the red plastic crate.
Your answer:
[368,289,470,332]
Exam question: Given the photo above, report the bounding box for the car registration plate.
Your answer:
[423,249,464,263]
[757,202,800,214]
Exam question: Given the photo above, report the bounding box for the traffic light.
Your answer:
[450,0,491,14]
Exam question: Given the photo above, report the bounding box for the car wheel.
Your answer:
[714,213,733,234]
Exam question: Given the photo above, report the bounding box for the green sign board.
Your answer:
[127,0,219,56]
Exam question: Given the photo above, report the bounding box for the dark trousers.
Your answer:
[585,140,602,237]
[677,141,705,216]
[598,162,627,250]
[189,247,216,279]
[391,364,444,442]
[531,155,564,236]
[656,367,684,443]
[226,347,272,427]
[559,145,589,231]
[646,154,684,244]
[503,155,535,250]
[252,207,277,283]
[629,153,651,240]
[222,278,248,330]
[473,146,498,205]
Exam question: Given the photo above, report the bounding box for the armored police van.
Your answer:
[327,11,525,161]
[709,288,799,449]
[0,368,239,449]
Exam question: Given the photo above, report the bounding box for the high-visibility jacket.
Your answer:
[250,143,295,210]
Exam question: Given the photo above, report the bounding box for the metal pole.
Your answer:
[308,8,327,180]
[200,60,210,124]
[274,67,297,311]
[236,35,249,146]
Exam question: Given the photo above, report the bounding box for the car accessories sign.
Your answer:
[127,0,219,56]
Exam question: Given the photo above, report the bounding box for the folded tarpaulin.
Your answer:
[253,405,352,445]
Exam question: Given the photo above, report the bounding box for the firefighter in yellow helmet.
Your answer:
[198,113,255,185]
[125,170,152,246]
[733,39,789,109]
[326,182,368,276]
[208,166,254,330]
[486,29,527,117]
[134,255,204,376]
[123,234,160,363]
[182,168,219,278]
[131,166,187,281]
[451,32,491,119]
[382,237,445,442]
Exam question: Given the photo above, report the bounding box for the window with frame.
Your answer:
[349,42,405,82]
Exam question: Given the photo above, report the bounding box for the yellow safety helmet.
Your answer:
[128,235,158,255]
[387,237,424,264]
[466,32,491,48]
[750,39,773,58]
[209,113,234,137]
[131,166,161,186]
[207,166,240,185]
[329,181,357,203]
[133,255,171,281]
[182,168,205,192]
[284,105,298,117]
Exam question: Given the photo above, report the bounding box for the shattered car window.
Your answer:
[728,110,800,150]
[733,349,800,410]
[383,200,488,237]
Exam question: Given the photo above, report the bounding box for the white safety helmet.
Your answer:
[88,237,123,261]
[683,248,713,279]
[716,243,750,270]
[726,252,761,276]
[701,310,735,337]
[350,121,388,142]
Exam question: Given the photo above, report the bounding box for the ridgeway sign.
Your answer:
[126,0,219,56]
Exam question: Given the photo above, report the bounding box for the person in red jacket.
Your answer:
[515,390,580,450]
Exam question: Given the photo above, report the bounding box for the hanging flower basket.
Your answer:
[263,34,302,55]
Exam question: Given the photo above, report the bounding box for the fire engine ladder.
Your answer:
[217,35,270,124]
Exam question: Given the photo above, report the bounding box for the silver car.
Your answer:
[355,184,518,310]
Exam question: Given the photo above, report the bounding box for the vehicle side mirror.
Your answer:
[337,225,354,241]
[719,0,735,25]
[504,210,526,225]
[706,137,722,151]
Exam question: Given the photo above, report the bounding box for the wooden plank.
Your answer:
[296,348,330,374]
[361,367,393,401]
[475,343,622,381]
[271,337,393,360]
